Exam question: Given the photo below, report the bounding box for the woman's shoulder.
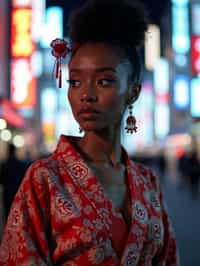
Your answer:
[129,159,153,177]
[20,154,59,187]
[129,160,161,191]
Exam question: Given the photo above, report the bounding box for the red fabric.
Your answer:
[0,135,179,265]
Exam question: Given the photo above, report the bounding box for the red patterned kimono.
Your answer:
[0,135,179,265]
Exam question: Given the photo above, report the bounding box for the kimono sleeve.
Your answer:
[150,171,180,266]
[0,161,53,266]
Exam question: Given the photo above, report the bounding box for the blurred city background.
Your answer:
[0,0,200,265]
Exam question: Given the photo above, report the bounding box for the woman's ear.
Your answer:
[127,83,141,104]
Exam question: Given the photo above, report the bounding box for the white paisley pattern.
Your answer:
[0,135,179,266]
[133,200,148,225]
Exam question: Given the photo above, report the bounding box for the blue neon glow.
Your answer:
[40,7,63,48]
[191,78,200,117]
[155,104,170,139]
[191,4,200,35]
[154,58,169,93]
[173,75,189,109]
[171,0,189,6]
[174,54,188,67]
[172,5,190,54]
[41,88,57,122]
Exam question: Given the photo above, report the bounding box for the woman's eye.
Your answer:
[67,79,81,87]
[98,78,116,87]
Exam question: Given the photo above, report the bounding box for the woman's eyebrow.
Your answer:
[95,67,116,73]
[69,67,117,73]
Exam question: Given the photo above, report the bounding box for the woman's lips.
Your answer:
[78,108,100,119]
[79,111,99,119]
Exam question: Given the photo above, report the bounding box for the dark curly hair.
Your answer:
[68,0,148,83]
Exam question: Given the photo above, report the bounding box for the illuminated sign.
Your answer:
[191,35,200,75]
[41,88,57,148]
[191,78,200,117]
[154,58,169,94]
[155,104,170,139]
[12,0,46,41]
[173,75,189,109]
[172,5,190,54]
[0,98,25,128]
[32,0,46,42]
[11,58,36,109]
[139,82,154,145]
[10,2,37,114]
[11,8,35,57]
[41,88,57,122]
[154,58,170,139]
[174,54,188,67]
[191,3,200,35]
[31,51,43,77]
[40,7,63,48]
[171,0,189,5]
[12,0,32,7]
[145,24,160,71]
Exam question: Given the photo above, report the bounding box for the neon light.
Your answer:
[41,88,57,122]
[41,88,58,148]
[12,0,32,7]
[11,8,35,57]
[173,75,189,109]
[11,58,36,109]
[0,99,25,128]
[154,58,169,93]
[174,54,187,67]
[191,36,200,75]
[154,58,170,139]
[31,51,43,77]
[155,104,170,139]
[31,0,46,41]
[10,4,36,114]
[145,24,160,71]
[171,0,189,6]
[191,78,200,117]
[40,7,63,48]
[191,4,200,35]
[172,5,190,54]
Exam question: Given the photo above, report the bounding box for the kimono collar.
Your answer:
[53,134,130,166]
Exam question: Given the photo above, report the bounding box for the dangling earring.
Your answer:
[125,105,138,134]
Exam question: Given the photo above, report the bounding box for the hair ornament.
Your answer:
[50,38,72,88]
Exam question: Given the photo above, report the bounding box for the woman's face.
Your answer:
[68,42,133,132]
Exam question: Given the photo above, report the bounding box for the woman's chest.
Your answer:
[50,161,165,263]
[51,188,165,265]
[103,183,126,210]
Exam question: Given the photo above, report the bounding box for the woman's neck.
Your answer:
[76,128,122,166]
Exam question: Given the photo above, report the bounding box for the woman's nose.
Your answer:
[80,83,98,102]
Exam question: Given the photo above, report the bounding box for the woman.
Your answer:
[0,0,179,265]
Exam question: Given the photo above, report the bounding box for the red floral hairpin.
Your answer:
[50,38,71,88]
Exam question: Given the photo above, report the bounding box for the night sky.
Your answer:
[46,0,168,36]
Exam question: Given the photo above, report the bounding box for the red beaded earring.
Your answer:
[50,38,71,88]
[125,105,138,134]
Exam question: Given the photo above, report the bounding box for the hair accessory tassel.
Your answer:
[50,38,71,88]
[58,63,62,88]
[55,59,59,79]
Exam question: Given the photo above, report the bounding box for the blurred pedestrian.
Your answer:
[156,150,167,184]
[186,149,200,198]
[0,143,28,218]
[177,151,189,188]
[0,0,179,265]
